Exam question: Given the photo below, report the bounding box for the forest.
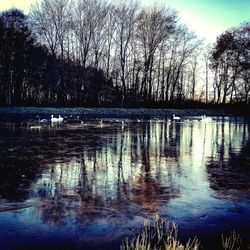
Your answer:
[0,0,250,107]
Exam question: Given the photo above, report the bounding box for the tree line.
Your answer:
[210,24,250,104]
[0,8,116,106]
[0,0,249,107]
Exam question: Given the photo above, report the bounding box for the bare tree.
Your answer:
[137,6,177,101]
[30,0,71,59]
[189,54,198,100]
[89,0,109,68]
[72,0,96,68]
[102,6,116,79]
[210,30,241,103]
[113,0,138,104]
[165,25,201,101]
[202,46,211,103]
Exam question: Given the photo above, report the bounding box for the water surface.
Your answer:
[0,117,250,249]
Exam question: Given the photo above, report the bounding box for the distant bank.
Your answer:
[0,107,249,119]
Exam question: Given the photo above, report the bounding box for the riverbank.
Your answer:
[0,106,249,119]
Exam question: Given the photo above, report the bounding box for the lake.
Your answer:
[0,116,250,250]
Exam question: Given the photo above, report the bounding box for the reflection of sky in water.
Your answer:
[0,117,250,249]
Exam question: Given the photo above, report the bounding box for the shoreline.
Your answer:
[0,106,249,119]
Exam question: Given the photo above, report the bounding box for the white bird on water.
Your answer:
[36,115,49,124]
[51,115,64,123]
[201,115,212,122]
[58,115,64,123]
[51,115,59,123]
[172,114,181,121]
[29,115,47,129]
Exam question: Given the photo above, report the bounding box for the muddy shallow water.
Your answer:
[0,117,250,250]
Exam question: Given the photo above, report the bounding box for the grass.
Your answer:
[222,231,241,250]
[120,214,246,250]
[120,214,199,250]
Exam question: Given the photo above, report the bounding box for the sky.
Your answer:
[0,0,249,44]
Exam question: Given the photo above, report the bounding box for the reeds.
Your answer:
[222,230,241,250]
[120,214,199,250]
[120,214,245,250]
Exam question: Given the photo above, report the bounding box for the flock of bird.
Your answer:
[172,114,213,122]
[34,115,82,125]
[50,114,64,123]
[28,113,213,129]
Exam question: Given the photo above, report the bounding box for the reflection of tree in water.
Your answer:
[0,123,118,202]
[130,123,177,212]
[206,122,250,190]
[131,171,168,212]
[2,118,250,233]
[0,158,38,201]
[33,122,181,225]
[0,125,44,201]
[37,182,66,225]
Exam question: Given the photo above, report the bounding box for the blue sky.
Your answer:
[144,0,250,43]
[0,0,249,44]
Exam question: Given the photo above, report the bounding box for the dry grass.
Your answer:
[222,231,241,250]
[121,214,247,250]
[120,214,199,250]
